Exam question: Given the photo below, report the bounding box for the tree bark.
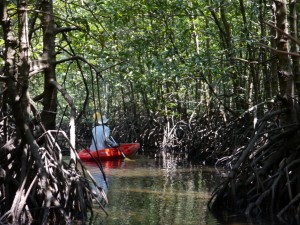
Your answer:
[289,0,300,100]
[41,0,57,130]
[274,0,294,97]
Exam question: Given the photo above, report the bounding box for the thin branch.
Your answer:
[264,21,300,45]
[257,43,300,57]
[55,55,103,79]
[55,26,78,34]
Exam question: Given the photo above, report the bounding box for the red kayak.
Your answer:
[78,143,140,161]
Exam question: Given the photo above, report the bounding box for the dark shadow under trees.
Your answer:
[208,96,300,225]
[0,1,107,224]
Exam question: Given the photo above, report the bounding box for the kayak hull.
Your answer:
[78,143,140,161]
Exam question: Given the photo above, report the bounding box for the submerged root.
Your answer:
[208,98,300,224]
[0,127,107,224]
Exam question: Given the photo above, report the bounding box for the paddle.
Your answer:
[109,136,126,159]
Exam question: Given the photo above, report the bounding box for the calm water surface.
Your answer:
[83,156,267,225]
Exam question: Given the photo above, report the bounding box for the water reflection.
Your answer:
[83,156,255,225]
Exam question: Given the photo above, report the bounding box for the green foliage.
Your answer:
[34,0,275,123]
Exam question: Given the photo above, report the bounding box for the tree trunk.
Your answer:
[239,0,258,108]
[289,0,300,100]
[274,0,294,97]
[269,0,280,96]
[41,0,57,130]
[261,0,275,101]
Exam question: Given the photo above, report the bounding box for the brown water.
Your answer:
[83,156,269,225]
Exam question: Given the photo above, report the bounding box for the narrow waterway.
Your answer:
[83,156,269,225]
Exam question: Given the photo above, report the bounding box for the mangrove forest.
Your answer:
[0,0,300,224]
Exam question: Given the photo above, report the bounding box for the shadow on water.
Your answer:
[83,156,276,225]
